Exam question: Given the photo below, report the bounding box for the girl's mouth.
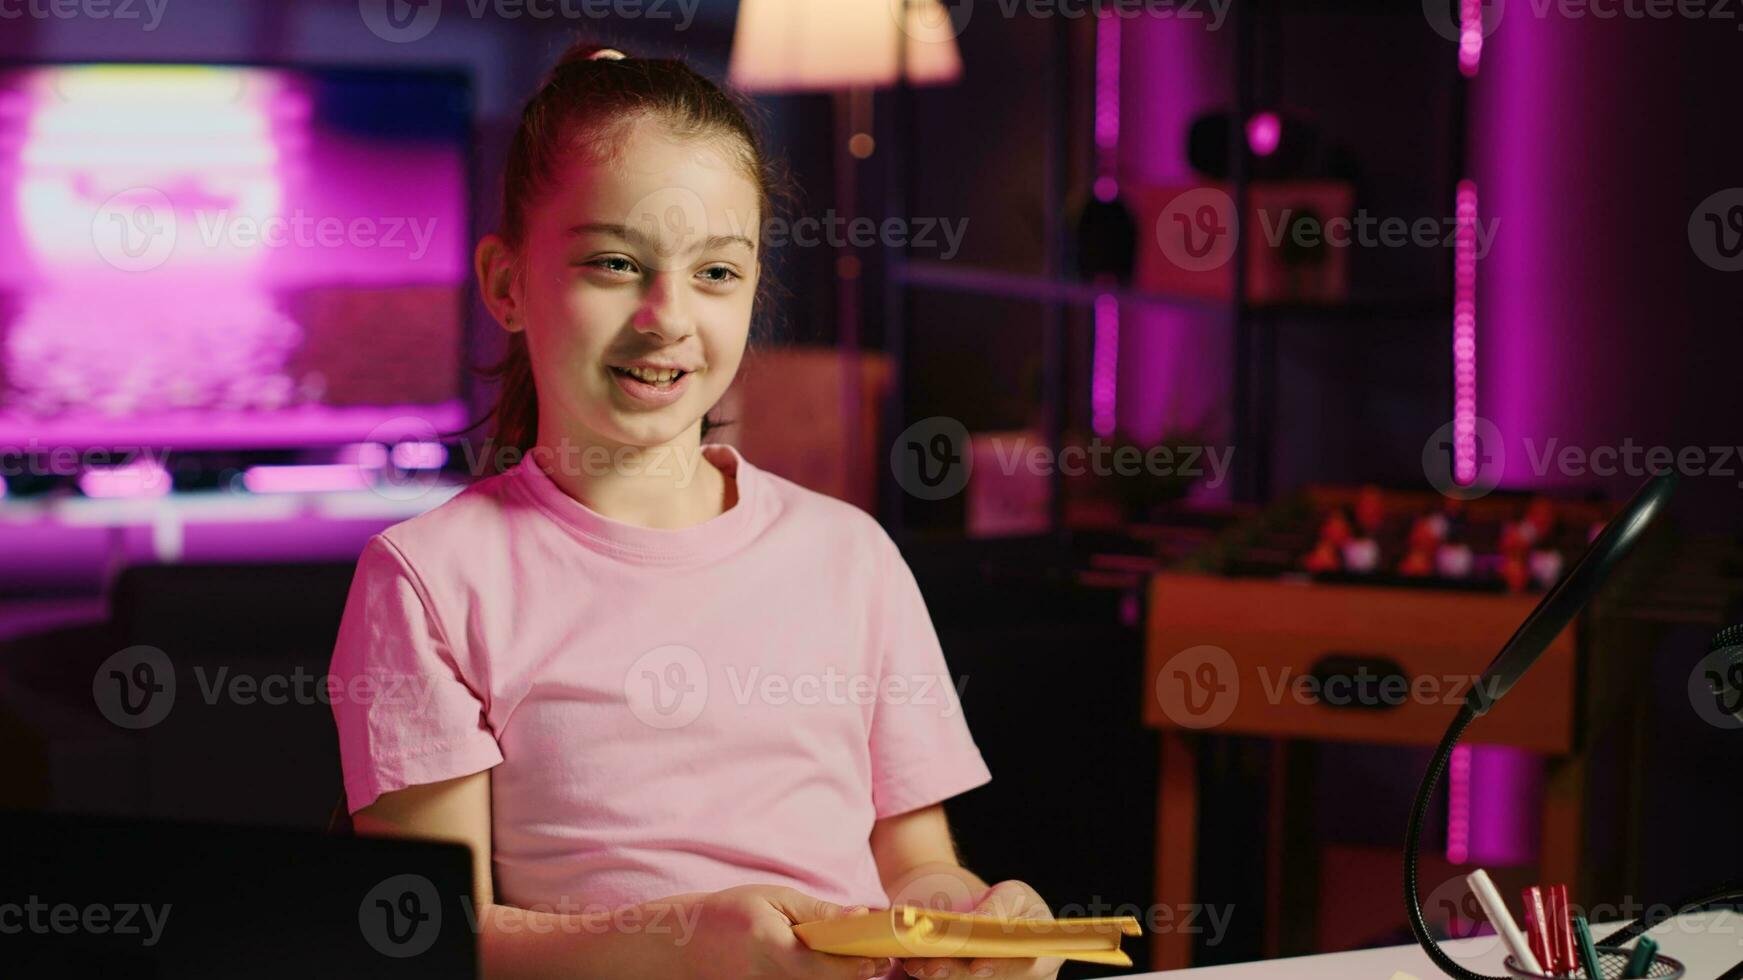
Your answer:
[609,365,693,406]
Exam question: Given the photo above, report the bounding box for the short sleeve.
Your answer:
[867,530,993,820]
[329,535,503,814]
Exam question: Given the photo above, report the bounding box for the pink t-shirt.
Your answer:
[328,443,992,913]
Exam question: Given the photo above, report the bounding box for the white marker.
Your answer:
[1465,868,1544,976]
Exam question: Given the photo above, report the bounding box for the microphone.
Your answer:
[1694,623,1743,727]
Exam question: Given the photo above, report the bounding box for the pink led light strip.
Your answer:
[1090,11,1121,438]
[1447,0,1481,863]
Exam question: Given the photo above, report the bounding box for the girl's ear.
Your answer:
[474,233,524,333]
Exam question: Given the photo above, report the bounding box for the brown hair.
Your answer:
[476,39,793,468]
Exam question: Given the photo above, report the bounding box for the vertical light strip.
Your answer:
[1092,294,1119,437]
[1448,1,1480,863]
[1458,0,1484,77]
[1446,744,1472,864]
[1453,180,1478,484]
[1089,11,1121,438]
[1093,9,1121,195]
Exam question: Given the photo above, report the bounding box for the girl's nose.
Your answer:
[633,270,692,342]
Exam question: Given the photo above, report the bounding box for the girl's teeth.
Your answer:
[625,367,681,385]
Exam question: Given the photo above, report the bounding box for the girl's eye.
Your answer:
[586,256,638,276]
[698,265,742,286]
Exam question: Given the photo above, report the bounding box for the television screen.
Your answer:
[0,63,472,451]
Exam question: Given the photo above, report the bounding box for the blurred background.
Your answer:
[1,0,1741,975]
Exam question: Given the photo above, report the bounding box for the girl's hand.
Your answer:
[676,883,892,980]
[898,879,1064,980]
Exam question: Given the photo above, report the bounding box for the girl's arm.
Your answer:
[354,774,882,980]
[871,805,1063,980]
[870,803,992,906]
[353,771,699,980]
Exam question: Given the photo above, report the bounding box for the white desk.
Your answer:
[1114,911,1742,980]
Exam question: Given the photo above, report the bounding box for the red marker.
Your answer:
[1521,886,1554,974]
[1548,884,1577,975]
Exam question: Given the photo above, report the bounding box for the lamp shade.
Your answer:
[728,0,965,92]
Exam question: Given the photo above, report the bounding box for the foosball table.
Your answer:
[1140,484,1675,971]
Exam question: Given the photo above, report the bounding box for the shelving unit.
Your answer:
[876,4,1459,536]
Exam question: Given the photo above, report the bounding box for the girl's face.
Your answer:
[493,116,760,451]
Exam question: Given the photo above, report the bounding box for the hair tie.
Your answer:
[589,48,627,61]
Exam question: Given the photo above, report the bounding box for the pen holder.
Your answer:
[1503,947,1684,979]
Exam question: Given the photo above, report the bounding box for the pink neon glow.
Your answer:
[1453,180,1479,484]
[1459,0,1484,77]
[1246,112,1282,157]
[78,460,171,498]
[1094,12,1121,154]
[0,65,469,449]
[1090,11,1121,438]
[1092,293,1119,438]
[1446,743,1471,863]
[338,442,390,468]
[390,441,448,470]
[242,463,372,494]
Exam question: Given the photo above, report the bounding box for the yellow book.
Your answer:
[794,905,1143,967]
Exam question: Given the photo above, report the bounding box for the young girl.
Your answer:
[328,41,1063,980]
